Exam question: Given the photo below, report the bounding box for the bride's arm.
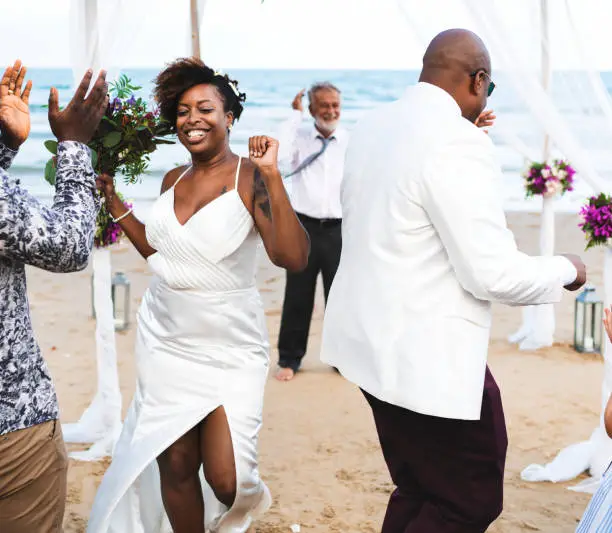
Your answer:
[96,173,169,260]
[246,136,309,272]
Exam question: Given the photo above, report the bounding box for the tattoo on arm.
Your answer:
[253,168,272,221]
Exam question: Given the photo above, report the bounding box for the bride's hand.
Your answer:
[96,173,123,211]
[0,60,33,150]
[248,135,279,174]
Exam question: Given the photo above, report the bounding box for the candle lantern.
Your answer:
[91,271,131,331]
[574,285,603,354]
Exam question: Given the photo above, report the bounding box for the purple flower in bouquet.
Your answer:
[579,193,612,249]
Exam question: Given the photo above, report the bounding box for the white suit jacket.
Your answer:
[320,82,577,420]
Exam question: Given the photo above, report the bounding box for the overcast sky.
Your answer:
[0,0,610,70]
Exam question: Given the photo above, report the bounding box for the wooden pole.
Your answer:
[190,0,201,59]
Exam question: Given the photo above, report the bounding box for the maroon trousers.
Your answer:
[362,366,508,533]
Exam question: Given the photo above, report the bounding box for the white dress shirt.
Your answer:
[277,109,348,219]
[320,82,577,421]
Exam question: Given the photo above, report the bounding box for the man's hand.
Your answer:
[292,89,305,112]
[48,69,109,144]
[475,109,496,134]
[0,60,33,150]
[561,253,587,291]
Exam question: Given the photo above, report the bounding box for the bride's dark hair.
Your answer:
[153,57,247,133]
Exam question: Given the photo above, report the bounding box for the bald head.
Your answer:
[422,29,490,79]
[419,29,492,122]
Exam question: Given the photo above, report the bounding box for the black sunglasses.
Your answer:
[470,70,496,97]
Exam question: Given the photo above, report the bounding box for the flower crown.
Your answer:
[214,70,240,98]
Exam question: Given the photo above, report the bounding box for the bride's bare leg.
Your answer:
[200,406,237,508]
[157,426,205,533]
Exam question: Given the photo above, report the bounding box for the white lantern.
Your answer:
[111,272,131,331]
[91,271,131,331]
[574,285,603,354]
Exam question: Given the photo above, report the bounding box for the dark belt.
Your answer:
[297,212,342,227]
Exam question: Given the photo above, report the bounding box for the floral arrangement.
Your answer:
[43,75,174,248]
[579,193,612,250]
[95,191,132,248]
[523,159,576,198]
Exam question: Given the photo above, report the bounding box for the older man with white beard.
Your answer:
[275,82,346,381]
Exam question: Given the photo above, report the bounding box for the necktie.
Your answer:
[284,135,333,179]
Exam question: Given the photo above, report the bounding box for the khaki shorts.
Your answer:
[0,420,68,533]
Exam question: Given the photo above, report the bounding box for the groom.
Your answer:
[0,62,107,532]
[320,29,587,532]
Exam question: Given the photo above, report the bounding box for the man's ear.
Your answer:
[308,103,315,119]
[472,72,485,96]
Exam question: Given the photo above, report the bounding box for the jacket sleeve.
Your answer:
[0,141,100,272]
[0,139,18,170]
[420,131,576,305]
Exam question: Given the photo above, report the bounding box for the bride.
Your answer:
[87,58,309,533]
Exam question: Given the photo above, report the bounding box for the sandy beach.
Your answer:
[26,211,607,533]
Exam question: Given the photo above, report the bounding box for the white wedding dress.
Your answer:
[87,159,272,533]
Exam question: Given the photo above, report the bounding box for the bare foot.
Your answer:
[275,367,295,381]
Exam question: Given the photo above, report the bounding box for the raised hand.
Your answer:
[0,60,33,149]
[249,135,279,174]
[475,109,496,133]
[48,69,109,144]
[292,89,306,112]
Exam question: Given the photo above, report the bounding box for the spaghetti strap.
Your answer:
[173,165,192,188]
[234,157,242,189]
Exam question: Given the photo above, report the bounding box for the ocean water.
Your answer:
[12,68,612,216]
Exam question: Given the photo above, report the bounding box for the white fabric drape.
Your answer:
[63,248,122,461]
[64,0,126,459]
[69,0,131,85]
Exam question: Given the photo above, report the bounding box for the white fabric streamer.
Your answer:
[63,248,122,461]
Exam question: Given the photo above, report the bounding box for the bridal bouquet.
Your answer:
[579,193,612,250]
[44,74,174,185]
[523,160,575,198]
[43,75,174,248]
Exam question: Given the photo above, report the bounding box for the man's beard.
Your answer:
[315,118,339,134]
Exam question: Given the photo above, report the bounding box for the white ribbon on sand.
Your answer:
[62,247,122,461]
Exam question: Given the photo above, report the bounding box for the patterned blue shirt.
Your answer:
[576,463,612,532]
[0,140,99,435]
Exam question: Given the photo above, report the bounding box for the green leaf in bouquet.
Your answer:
[103,131,122,148]
[110,74,142,99]
[44,140,58,155]
[44,158,56,186]
[100,116,121,132]
[91,150,98,169]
